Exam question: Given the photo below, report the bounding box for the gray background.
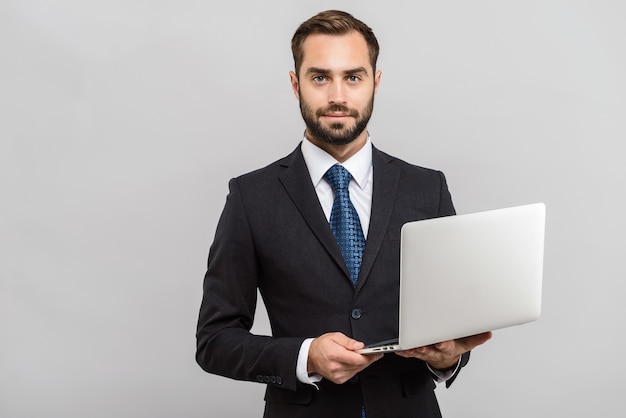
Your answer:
[2,1,624,417]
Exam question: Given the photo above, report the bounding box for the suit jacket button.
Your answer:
[351,308,362,319]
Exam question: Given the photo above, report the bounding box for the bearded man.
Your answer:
[196,10,490,418]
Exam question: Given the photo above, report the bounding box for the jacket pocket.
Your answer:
[264,385,313,405]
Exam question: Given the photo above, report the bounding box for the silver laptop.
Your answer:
[358,203,545,354]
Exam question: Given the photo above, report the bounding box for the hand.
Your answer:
[308,332,383,384]
[395,331,492,371]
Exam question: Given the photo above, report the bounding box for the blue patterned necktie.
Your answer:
[326,165,367,418]
[325,164,366,287]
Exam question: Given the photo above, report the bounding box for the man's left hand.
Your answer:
[395,331,493,371]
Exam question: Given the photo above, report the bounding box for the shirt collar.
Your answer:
[301,133,373,191]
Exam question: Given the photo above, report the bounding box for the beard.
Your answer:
[299,93,374,146]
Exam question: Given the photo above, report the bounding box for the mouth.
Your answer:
[317,105,357,120]
[322,113,352,119]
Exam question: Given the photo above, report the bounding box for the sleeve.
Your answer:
[443,351,470,388]
[195,178,305,391]
[296,338,322,387]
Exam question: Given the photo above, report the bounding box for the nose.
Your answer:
[328,80,346,105]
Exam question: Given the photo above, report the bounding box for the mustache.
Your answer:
[315,105,359,118]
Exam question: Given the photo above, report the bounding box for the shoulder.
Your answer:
[373,146,447,179]
[231,146,302,184]
[373,146,456,216]
[222,145,307,203]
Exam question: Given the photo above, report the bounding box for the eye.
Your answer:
[313,75,327,83]
[347,75,361,83]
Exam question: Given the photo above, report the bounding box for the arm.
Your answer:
[195,178,304,390]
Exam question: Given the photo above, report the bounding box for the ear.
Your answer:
[289,71,300,100]
[374,70,382,93]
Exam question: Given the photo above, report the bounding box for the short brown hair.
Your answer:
[291,10,380,77]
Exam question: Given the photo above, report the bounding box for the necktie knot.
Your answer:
[324,164,352,193]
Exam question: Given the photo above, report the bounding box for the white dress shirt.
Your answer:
[300,134,374,238]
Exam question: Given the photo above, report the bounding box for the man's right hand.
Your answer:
[307,332,383,384]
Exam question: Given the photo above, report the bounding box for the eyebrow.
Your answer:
[305,66,369,77]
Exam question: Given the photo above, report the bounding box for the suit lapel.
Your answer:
[355,147,400,293]
[278,145,400,290]
[278,146,350,280]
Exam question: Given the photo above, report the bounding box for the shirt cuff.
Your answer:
[296,338,322,387]
[427,357,462,383]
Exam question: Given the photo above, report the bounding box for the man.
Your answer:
[196,10,491,418]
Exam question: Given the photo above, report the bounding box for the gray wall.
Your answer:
[2,1,624,417]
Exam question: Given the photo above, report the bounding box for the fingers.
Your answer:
[471,331,493,347]
[395,331,493,370]
[308,332,383,384]
[434,340,455,352]
[456,331,493,351]
[395,344,460,370]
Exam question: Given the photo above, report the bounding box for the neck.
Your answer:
[305,130,368,163]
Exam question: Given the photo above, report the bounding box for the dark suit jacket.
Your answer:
[196,144,470,418]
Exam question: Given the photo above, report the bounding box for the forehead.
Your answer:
[300,31,372,74]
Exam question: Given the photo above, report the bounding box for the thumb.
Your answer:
[329,332,364,350]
